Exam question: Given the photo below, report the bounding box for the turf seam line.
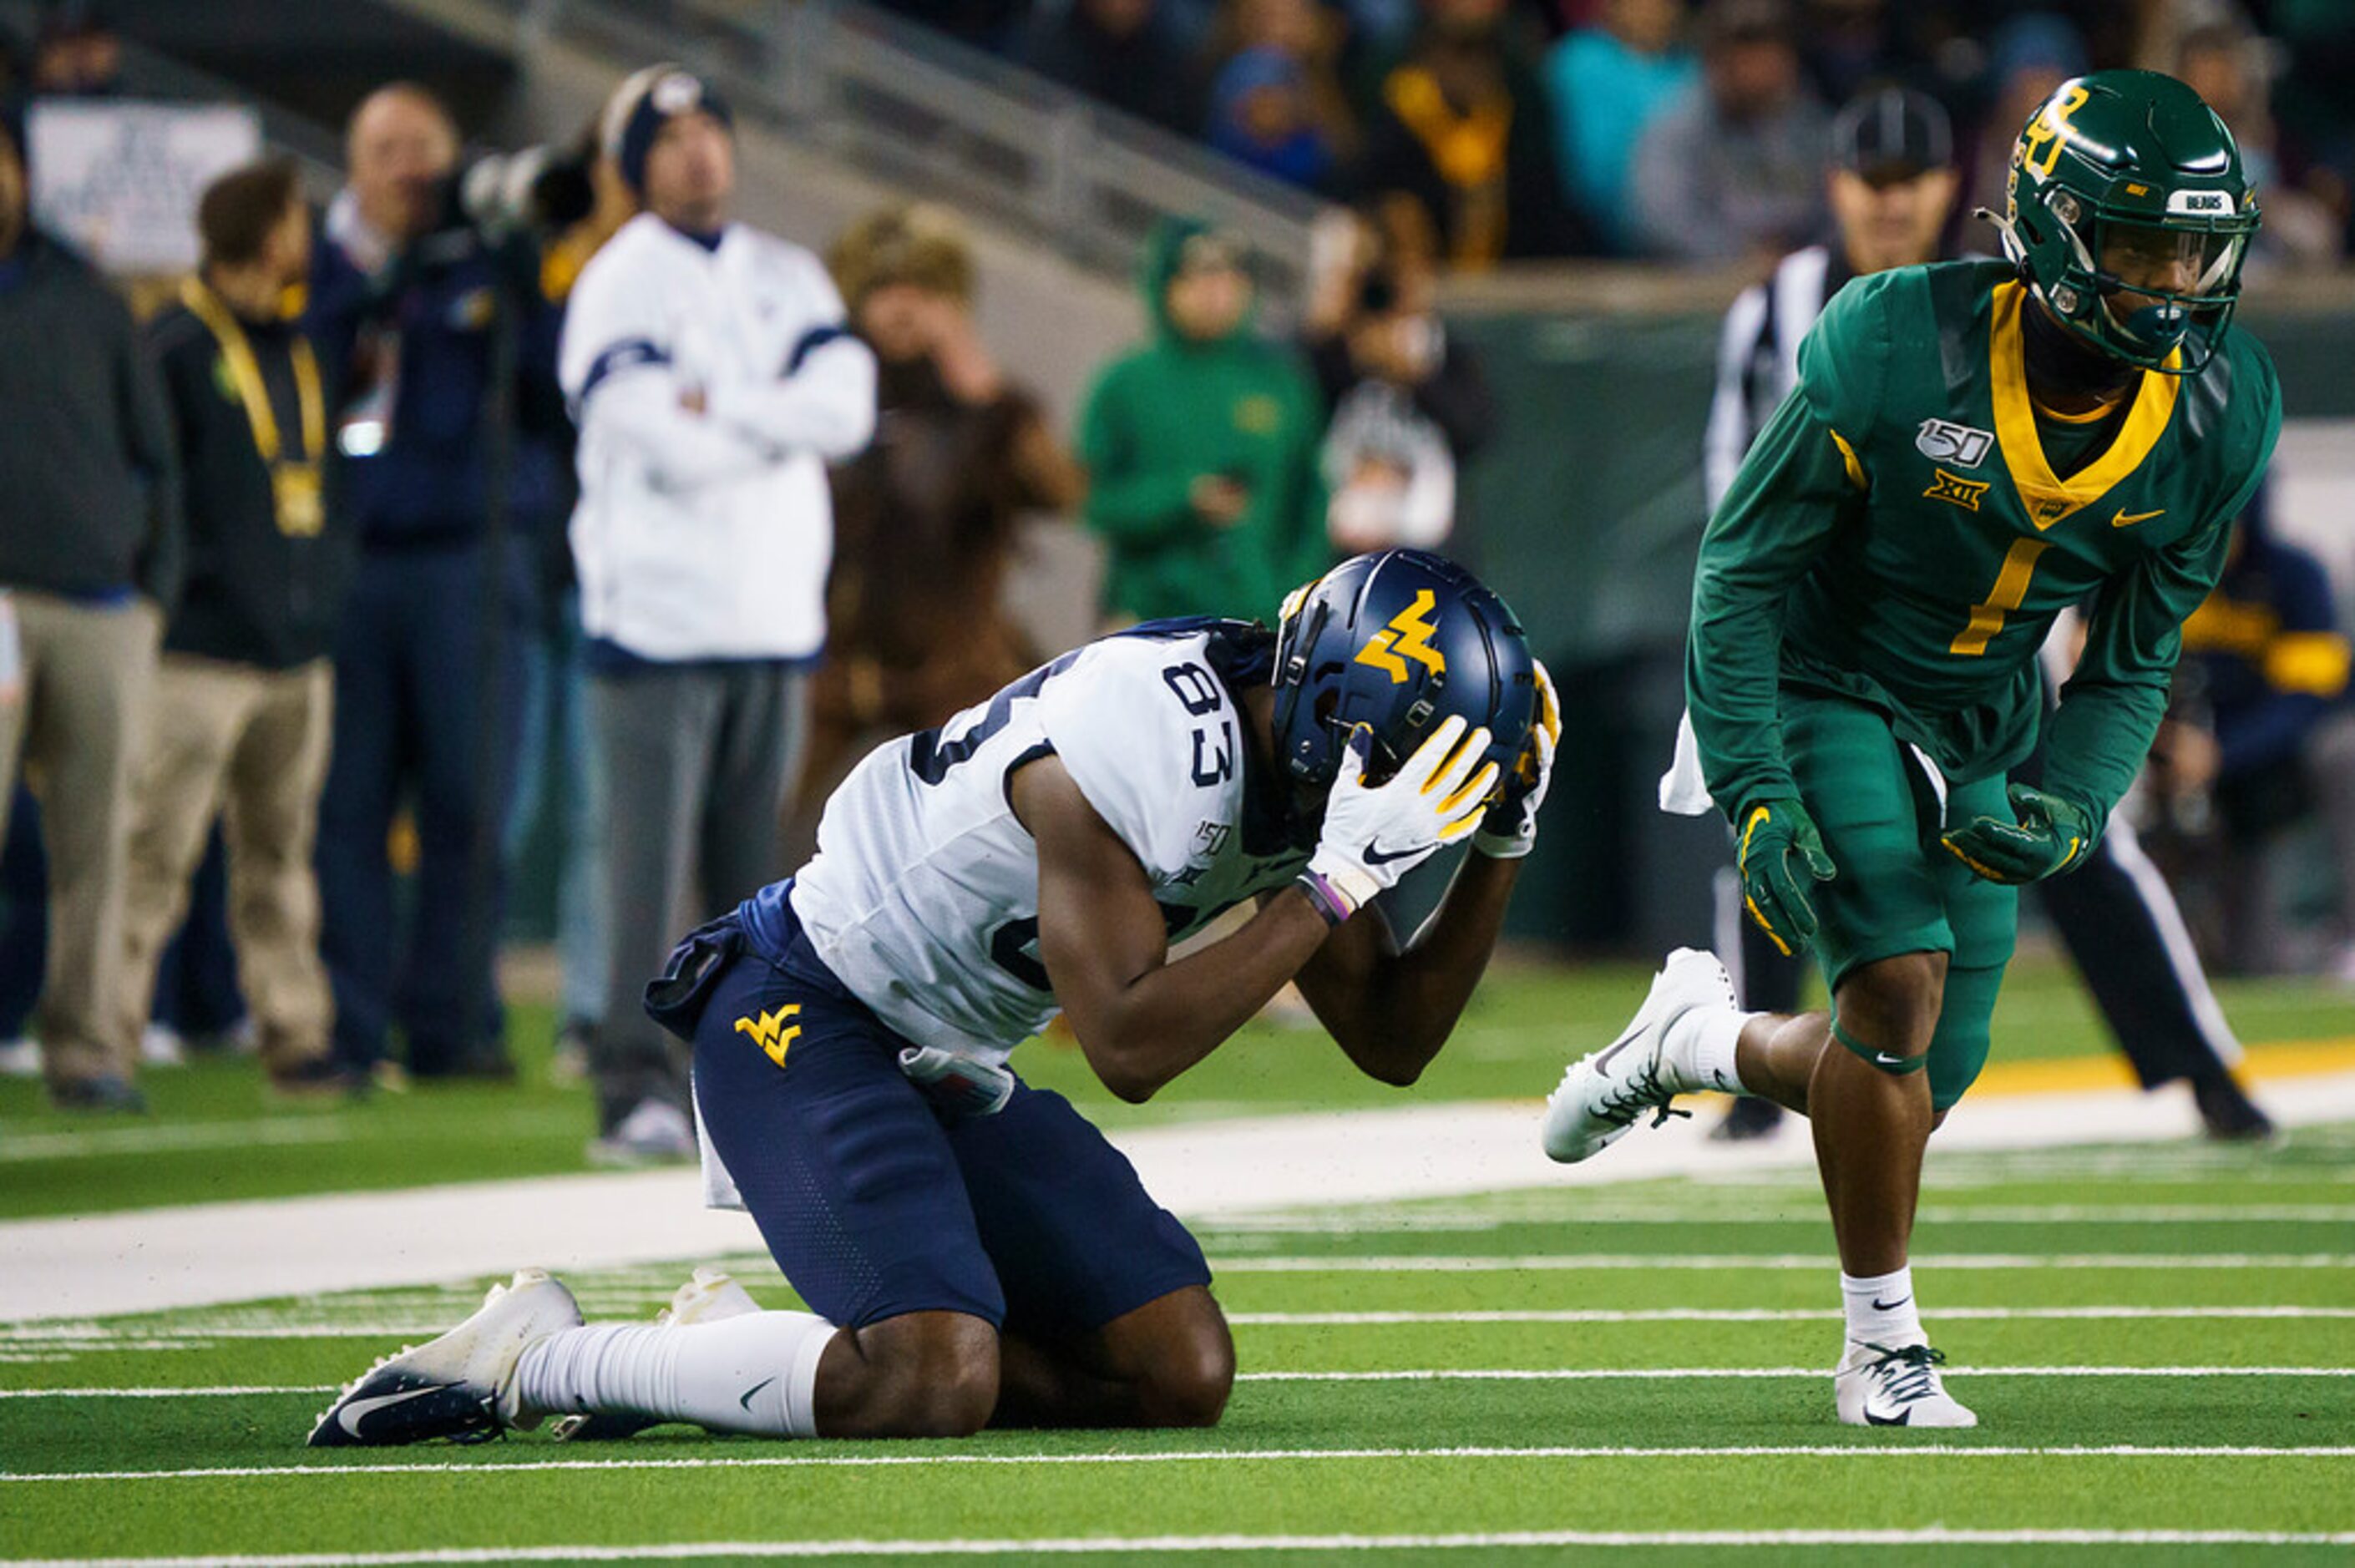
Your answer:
[7,1445,2355,1483]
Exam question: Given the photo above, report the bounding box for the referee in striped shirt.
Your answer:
[1700,85,2274,1142]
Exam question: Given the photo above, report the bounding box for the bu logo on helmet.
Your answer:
[1353,589,1449,684]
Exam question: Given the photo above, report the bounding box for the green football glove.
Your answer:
[1735,797,1836,957]
[1941,784,2094,885]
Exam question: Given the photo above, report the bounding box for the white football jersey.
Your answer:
[787,622,1313,1062]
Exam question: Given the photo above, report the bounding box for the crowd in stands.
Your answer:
[0,0,2350,1148]
[871,0,2353,271]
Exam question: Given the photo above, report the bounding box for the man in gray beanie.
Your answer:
[562,64,877,1163]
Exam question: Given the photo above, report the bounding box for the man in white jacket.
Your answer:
[561,65,877,1161]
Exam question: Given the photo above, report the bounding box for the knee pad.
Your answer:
[1831,1016,1928,1076]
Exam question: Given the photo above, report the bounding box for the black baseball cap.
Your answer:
[1831,87,1953,185]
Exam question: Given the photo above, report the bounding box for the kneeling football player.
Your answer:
[311,549,1553,1445]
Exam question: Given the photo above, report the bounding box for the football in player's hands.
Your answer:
[1304,716,1497,918]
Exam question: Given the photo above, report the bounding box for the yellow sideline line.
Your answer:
[1969,1037,2355,1099]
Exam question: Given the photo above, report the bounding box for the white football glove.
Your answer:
[1301,714,1498,921]
[1472,660,1560,860]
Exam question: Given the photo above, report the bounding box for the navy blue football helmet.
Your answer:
[1271,549,1537,793]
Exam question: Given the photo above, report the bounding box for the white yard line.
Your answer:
[12,1364,2353,1400]
[6,1444,2354,1485]
[8,1069,2355,1323]
[8,1528,2355,1564]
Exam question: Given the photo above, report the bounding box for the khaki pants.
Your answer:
[0,592,160,1089]
[117,655,335,1072]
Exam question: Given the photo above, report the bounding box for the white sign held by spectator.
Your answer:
[28,99,263,276]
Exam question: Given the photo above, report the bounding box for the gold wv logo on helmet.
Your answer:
[1354,590,1449,684]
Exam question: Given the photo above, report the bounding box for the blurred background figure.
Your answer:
[1078,219,1326,625]
[1629,0,1828,264]
[1960,13,2084,237]
[2168,495,2354,979]
[1208,45,1338,190]
[2170,20,2341,271]
[1357,0,1591,267]
[117,159,351,1100]
[560,66,875,1163]
[25,0,121,98]
[1301,200,1494,556]
[797,203,1081,853]
[308,83,564,1086]
[1544,0,1698,255]
[509,125,636,1085]
[1020,0,1204,138]
[0,99,178,1112]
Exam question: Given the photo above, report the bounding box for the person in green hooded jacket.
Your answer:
[1078,221,1329,625]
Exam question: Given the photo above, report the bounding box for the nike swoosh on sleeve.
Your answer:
[738,1375,777,1412]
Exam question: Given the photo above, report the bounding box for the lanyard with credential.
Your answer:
[180,277,328,538]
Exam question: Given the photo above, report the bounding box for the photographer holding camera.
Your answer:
[1301,202,1496,557]
[307,83,568,1085]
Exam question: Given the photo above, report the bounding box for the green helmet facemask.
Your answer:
[1980,68,2261,375]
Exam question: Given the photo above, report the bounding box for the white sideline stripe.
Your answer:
[1207,1206,2355,1229]
[14,1070,2355,1322]
[13,1364,2355,1400]
[1225,1306,2355,1325]
[1214,1252,2355,1271]
[8,1528,2355,1563]
[14,1303,2355,1344]
[8,1444,2355,1485]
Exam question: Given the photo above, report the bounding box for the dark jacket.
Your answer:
[147,296,357,669]
[307,220,565,552]
[0,231,180,604]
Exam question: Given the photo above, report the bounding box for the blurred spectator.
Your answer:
[1019,0,1204,137]
[116,159,350,1098]
[1359,0,1591,266]
[1960,13,2084,236]
[27,2,119,98]
[2170,498,2354,976]
[143,827,244,1065]
[509,129,636,1083]
[2175,21,2340,270]
[1078,219,1326,624]
[1628,0,1829,263]
[1209,48,1339,189]
[561,66,875,1162]
[869,0,1032,53]
[0,102,179,1111]
[308,83,563,1083]
[1301,201,1495,554]
[798,203,1082,846]
[1543,0,1699,252]
[2262,0,2355,255]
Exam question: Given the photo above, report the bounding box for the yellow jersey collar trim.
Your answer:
[1989,279,2180,531]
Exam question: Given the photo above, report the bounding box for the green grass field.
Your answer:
[3,956,2353,1563]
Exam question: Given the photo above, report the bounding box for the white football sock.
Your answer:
[515,1309,837,1437]
[1662,1004,1755,1094]
[1840,1267,1925,1350]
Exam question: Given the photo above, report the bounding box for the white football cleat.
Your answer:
[307,1268,582,1447]
[1835,1341,1978,1428]
[1541,948,1735,1163]
[550,1267,762,1442]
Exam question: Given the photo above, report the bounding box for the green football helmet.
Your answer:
[1989,68,2260,374]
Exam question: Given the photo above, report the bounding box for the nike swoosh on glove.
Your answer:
[1473,660,1560,861]
[1941,783,2094,885]
[1736,796,1836,955]
[1300,715,1498,923]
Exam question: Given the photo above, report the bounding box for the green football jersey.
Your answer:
[1689,258,2281,826]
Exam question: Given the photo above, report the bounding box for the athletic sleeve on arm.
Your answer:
[560,248,773,490]
[1685,274,1888,822]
